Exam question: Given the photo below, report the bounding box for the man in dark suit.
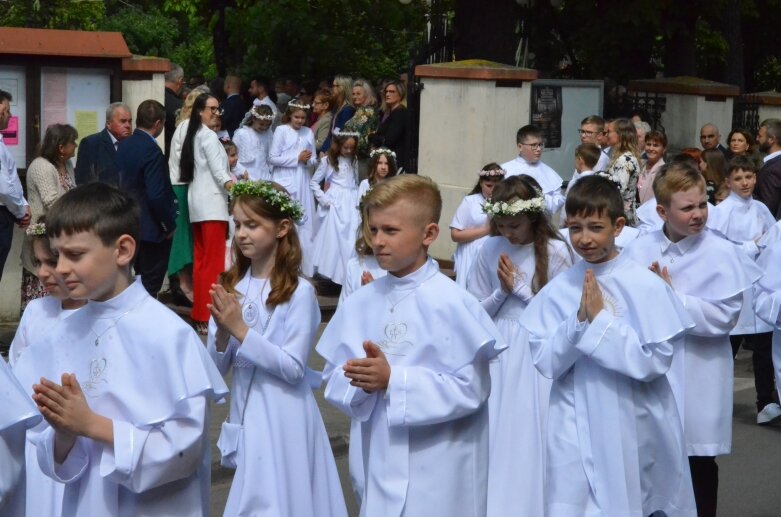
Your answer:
[164,63,184,158]
[220,75,246,138]
[700,123,732,160]
[116,100,177,297]
[75,102,132,186]
[756,118,781,218]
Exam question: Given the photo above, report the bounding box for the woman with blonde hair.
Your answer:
[319,75,354,154]
[605,117,641,225]
[310,88,334,152]
[344,78,379,178]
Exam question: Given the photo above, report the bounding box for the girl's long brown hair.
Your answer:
[489,175,569,293]
[219,184,302,308]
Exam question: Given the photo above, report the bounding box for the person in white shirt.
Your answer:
[501,124,565,214]
[623,162,762,517]
[566,143,600,195]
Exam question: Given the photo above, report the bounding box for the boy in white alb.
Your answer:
[317,175,506,517]
[0,358,41,517]
[13,183,228,517]
[709,155,780,424]
[623,162,762,517]
[754,234,781,411]
[502,124,565,214]
[565,143,599,195]
[521,175,696,517]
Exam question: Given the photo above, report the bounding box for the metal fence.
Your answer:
[732,94,761,134]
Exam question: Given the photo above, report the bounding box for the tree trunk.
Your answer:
[453,0,519,65]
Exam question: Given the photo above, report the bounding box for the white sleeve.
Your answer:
[206,318,237,376]
[0,421,26,509]
[574,310,673,381]
[268,129,299,168]
[466,245,507,317]
[449,197,471,230]
[544,189,566,215]
[677,291,742,338]
[754,284,781,327]
[385,357,490,427]
[235,290,320,385]
[202,133,231,186]
[323,362,378,421]
[310,160,329,204]
[8,310,31,368]
[529,311,586,379]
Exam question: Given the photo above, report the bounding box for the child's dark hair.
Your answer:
[327,134,358,169]
[220,182,301,308]
[367,150,398,186]
[490,175,567,293]
[516,124,543,145]
[574,144,600,170]
[281,102,309,125]
[566,175,625,223]
[469,162,505,195]
[46,183,140,247]
[700,148,726,186]
[221,139,237,154]
[728,154,757,175]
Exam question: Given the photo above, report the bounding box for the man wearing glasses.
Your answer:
[578,115,611,172]
[501,124,565,214]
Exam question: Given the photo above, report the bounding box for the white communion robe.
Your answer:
[232,125,273,181]
[450,193,491,288]
[753,237,781,404]
[310,155,359,285]
[10,295,79,517]
[268,124,318,276]
[501,156,565,214]
[207,272,347,517]
[710,191,776,336]
[317,258,506,517]
[520,252,697,517]
[467,237,572,517]
[12,278,229,517]
[0,358,41,517]
[623,229,761,456]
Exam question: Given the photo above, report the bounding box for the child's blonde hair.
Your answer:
[363,174,441,226]
[653,161,706,207]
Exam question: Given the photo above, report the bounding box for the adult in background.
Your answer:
[0,88,30,282]
[164,63,184,158]
[728,128,762,169]
[75,102,132,186]
[700,123,731,159]
[116,100,177,298]
[310,89,334,152]
[605,118,641,225]
[578,115,610,172]
[249,76,279,128]
[221,75,246,138]
[344,78,379,179]
[756,118,781,218]
[637,130,666,204]
[374,80,409,172]
[21,123,77,308]
[180,93,234,334]
[320,75,355,154]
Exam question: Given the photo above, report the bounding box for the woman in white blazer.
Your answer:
[179,93,234,333]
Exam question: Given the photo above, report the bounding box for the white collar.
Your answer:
[385,257,438,291]
[764,150,781,163]
[659,230,702,256]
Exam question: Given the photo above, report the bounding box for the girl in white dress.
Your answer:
[310,132,359,284]
[268,102,318,276]
[450,162,506,288]
[233,104,274,181]
[467,175,573,517]
[207,180,347,517]
[356,147,398,200]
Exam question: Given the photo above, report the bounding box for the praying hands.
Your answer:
[577,269,604,323]
[343,341,391,393]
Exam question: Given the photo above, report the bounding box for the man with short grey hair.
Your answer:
[164,63,184,157]
[756,118,781,218]
[75,102,132,186]
[700,123,730,158]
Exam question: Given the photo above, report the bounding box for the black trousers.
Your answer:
[689,456,718,517]
[134,239,173,298]
[731,332,777,411]
[0,206,16,283]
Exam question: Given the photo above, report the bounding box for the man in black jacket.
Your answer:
[756,118,781,219]
[75,103,132,186]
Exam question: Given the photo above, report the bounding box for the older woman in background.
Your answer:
[21,123,78,309]
[637,130,667,204]
[310,88,334,153]
[344,79,379,178]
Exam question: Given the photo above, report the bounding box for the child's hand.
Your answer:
[578,269,604,322]
[343,341,391,392]
[360,271,375,285]
[298,150,312,163]
[208,284,249,342]
[497,253,516,294]
[649,261,673,287]
[241,170,249,180]
[33,374,110,440]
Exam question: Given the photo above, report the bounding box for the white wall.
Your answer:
[759,105,781,124]
[417,77,532,260]
[661,93,734,149]
[122,73,166,149]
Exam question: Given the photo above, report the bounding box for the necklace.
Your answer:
[386,277,430,313]
[242,273,269,326]
[89,297,147,347]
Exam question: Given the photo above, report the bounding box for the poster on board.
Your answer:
[531,84,563,149]
[0,116,19,145]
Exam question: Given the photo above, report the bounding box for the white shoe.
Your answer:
[757,402,781,425]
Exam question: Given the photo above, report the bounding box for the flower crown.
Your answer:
[479,168,506,178]
[370,147,396,159]
[26,222,47,236]
[482,193,545,217]
[288,102,310,110]
[250,106,274,121]
[230,181,304,223]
